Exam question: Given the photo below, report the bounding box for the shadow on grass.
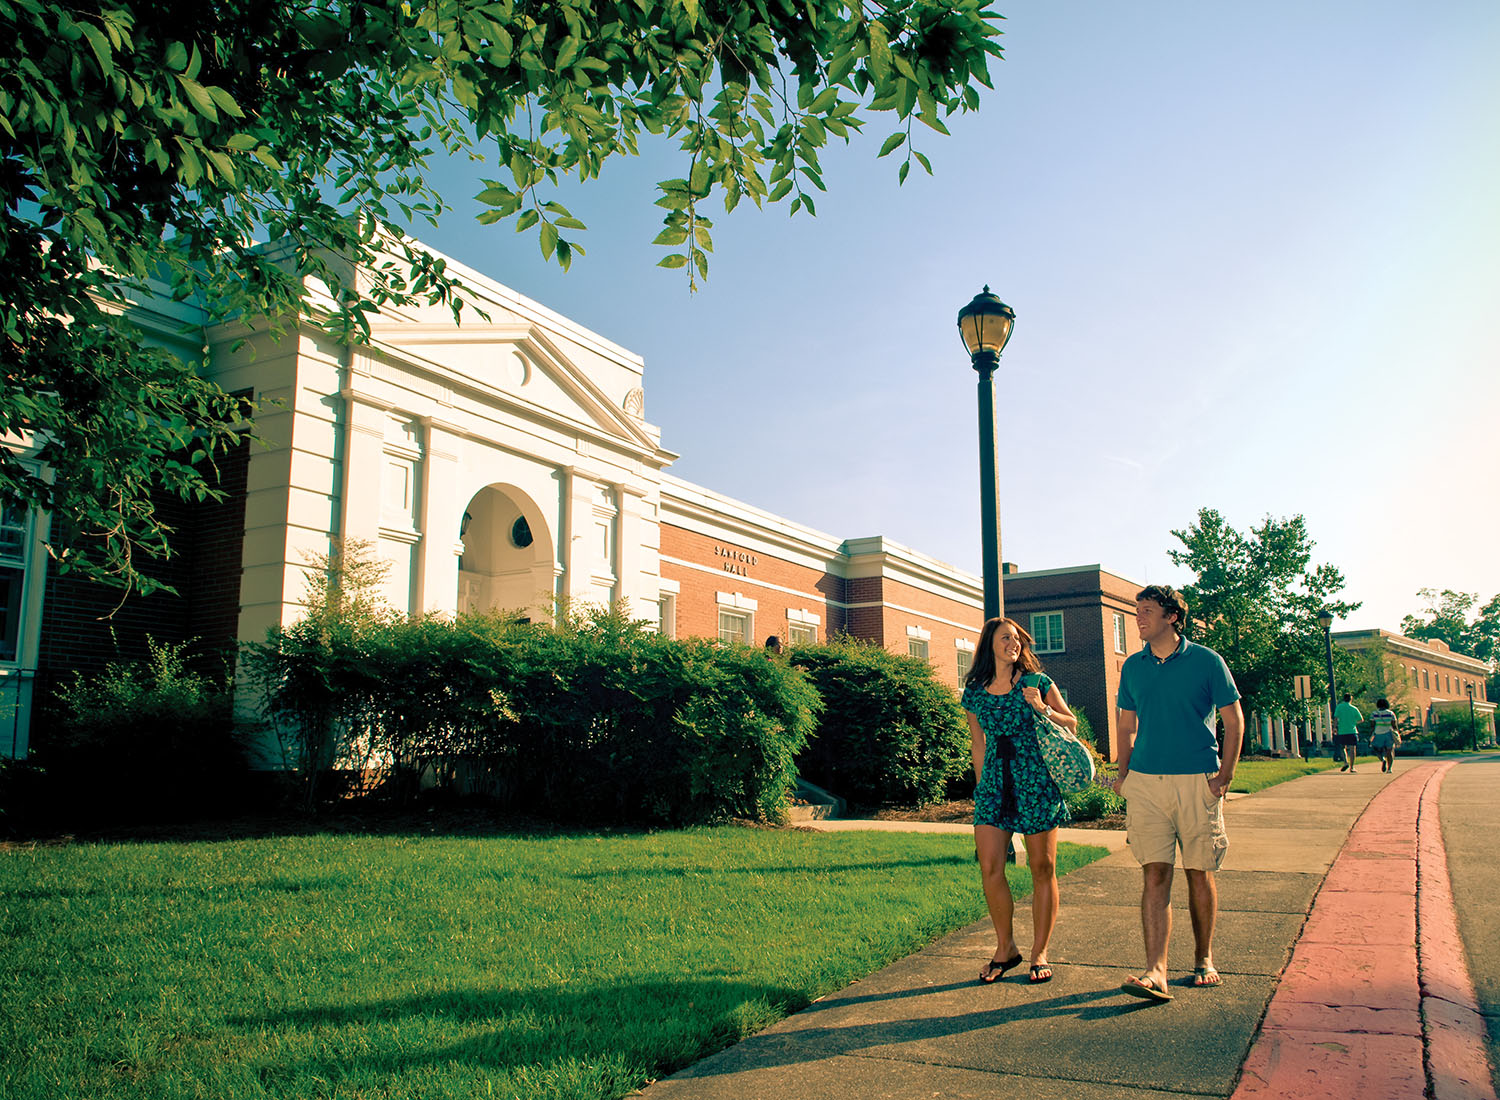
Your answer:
[565,855,973,880]
[227,974,1159,1090]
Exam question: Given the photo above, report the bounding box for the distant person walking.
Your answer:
[1370,698,1399,772]
[1113,585,1244,1003]
[963,616,1080,986]
[1334,692,1362,772]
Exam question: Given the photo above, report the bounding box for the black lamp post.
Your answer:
[1468,682,1477,752]
[957,287,1016,622]
[1318,609,1337,744]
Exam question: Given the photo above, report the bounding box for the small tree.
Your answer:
[243,538,396,810]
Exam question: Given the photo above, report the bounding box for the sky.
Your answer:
[409,1,1500,634]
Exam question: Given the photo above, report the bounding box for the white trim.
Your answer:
[658,577,681,594]
[844,600,977,634]
[906,625,932,641]
[955,637,975,652]
[662,554,832,606]
[716,591,758,611]
[788,607,821,626]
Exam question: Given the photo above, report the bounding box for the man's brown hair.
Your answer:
[1136,584,1188,631]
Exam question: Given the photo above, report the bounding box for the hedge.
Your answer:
[247,609,823,826]
[787,638,970,806]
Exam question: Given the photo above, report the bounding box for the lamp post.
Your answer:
[1318,610,1337,748]
[957,287,1016,622]
[1468,682,1477,752]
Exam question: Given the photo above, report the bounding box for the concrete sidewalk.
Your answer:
[638,758,1499,1100]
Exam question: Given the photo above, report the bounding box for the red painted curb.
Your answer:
[1231,762,1498,1100]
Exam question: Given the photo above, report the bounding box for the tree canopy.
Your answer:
[1167,508,1360,713]
[1400,588,1500,665]
[1,0,1003,594]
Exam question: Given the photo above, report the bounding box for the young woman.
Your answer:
[1370,698,1399,772]
[963,616,1079,985]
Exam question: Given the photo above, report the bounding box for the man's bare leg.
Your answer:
[1139,862,1174,988]
[1186,868,1221,985]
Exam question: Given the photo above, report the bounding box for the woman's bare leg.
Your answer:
[1024,829,1059,971]
[975,824,1018,975]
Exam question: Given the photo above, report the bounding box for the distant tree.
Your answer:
[1168,508,1360,714]
[1401,589,1500,664]
[2,0,1004,596]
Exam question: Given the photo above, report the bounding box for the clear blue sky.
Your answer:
[412,1,1500,633]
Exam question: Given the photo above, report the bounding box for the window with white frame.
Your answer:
[1031,612,1065,654]
[956,637,975,683]
[658,592,677,638]
[718,608,752,645]
[908,638,930,660]
[716,591,757,646]
[0,503,28,663]
[787,607,820,646]
[1113,611,1127,654]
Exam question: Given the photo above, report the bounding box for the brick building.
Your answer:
[1333,629,1495,736]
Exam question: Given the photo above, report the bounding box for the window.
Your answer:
[788,622,817,645]
[0,503,30,663]
[1113,611,1127,654]
[718,608,752,645]
[657,593,677,638]
[1031,612,1065,654]
[1423,669,1430,689]
[908,638,930,660]
[956,649,973,681]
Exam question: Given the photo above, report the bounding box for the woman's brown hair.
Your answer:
[965,616,1044,690]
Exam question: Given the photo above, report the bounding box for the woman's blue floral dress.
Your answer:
[964,672,1071,834]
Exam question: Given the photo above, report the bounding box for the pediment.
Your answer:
[361,321,655,452]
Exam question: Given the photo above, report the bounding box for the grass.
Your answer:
[0,826,1108,1100]
[1229,756,1375,793]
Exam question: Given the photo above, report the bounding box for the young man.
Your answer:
[1334,692,1362,772]
[1113,585,1244,1003]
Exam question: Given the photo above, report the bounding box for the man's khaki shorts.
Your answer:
[1120,771,1228,871]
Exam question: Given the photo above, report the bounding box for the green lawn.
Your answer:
[0,827,1108,1100]
[1230,756,1346,793]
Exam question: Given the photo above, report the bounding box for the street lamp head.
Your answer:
[957,286,1016,366]
[1317,610,1334,630]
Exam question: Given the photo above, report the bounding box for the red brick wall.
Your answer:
[661,524,846,642]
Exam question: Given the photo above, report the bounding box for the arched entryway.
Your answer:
[457,485,555,619]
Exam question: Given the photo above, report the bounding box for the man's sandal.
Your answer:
[1193,964,1221,987]
[1121,975,1173,1002]
[979,952,1023,984]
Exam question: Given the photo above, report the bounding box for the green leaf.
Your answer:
[657,253,688,268]
[164,40,187,72]
[78,21,113,78]
[206,85,244,119]
[539,220,558,259]
[877,132,905,158]
[175,75,218,121]
[653,226,688,246]
[868,22,892,85]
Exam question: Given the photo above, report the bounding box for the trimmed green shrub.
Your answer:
[1429,709,1486,751]
[787,637,969,806]
[1065,782,1124,822]
[247,599,822,826]
[42,638,247,822]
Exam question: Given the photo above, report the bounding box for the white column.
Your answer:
[338,394,388,548]
[559,466,596,603]
[415,420,463,615]
[614,483,652,615]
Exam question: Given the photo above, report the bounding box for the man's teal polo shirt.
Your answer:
[1117,635,1240,775]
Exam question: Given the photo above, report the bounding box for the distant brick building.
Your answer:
[1334,629,1495,736]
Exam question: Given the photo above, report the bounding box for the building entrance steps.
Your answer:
[637,758,1500,1100]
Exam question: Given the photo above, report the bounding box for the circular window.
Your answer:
[510,516,534,548]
